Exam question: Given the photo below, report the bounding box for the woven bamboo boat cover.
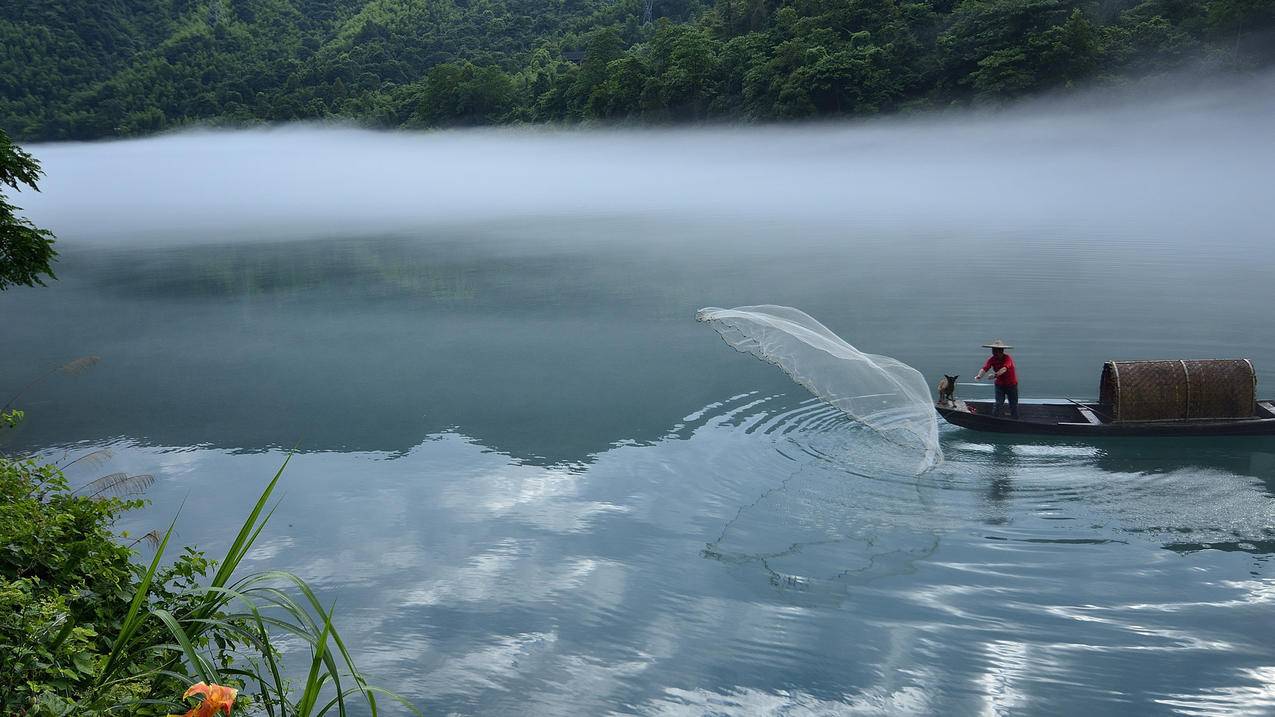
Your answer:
[1098,359,1256,421]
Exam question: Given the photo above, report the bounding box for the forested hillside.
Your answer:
[3,0,1273,140]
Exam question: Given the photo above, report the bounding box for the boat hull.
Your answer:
[936,400,1275,437]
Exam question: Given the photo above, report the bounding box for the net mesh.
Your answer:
[697,305,941,471]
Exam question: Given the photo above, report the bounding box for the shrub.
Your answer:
[0,452,414,716]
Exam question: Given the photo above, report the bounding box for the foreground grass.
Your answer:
[0,450,418,716]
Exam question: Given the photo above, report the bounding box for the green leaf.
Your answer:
[72,651,97,676]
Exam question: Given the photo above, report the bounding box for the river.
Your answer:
[3,77,1275,715]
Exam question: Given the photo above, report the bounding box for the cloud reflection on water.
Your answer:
[62,392,1275,714]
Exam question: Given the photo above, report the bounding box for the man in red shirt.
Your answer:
[975,339,1018,418]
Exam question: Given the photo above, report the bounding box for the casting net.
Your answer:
[697,305,941,471]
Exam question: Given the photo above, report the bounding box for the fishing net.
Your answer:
[697,305,941,471]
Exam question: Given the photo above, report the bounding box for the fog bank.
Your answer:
[18,71,1275,246]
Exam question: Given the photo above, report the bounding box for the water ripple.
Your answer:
[38,392,1275,715]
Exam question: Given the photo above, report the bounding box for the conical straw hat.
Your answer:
[981,339,1013,349]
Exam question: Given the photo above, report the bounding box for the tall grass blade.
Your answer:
[3,355,100,411]
[259,571,373,708]
[222,668,281,717]
[48,616,78,653]
[83,455,416,716]
[99,515,176,685]
[60,355,102,375]
[131,529,163,551]
[62,447,113,470]
[296,606,336,717]
[219,600,286,717]
[77,472,126,496]
[320,686,424,717]
[153,609,219,684]
[209,454,291,590]
[234,582,351,716]
[79,472,155,498]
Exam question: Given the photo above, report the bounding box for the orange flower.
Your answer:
[170,681,238,717]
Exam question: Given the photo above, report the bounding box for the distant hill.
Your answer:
[3,0,1272,140]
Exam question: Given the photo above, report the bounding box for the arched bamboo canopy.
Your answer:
[1098,359,1256,422]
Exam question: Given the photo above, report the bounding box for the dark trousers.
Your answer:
[995,383,1019,418]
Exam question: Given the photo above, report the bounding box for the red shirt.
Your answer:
[982,354,1018,387]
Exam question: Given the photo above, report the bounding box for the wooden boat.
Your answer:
[935,358,1275,437]
[935,399,1275,436]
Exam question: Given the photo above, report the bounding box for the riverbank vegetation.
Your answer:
[2,0,1273,140]
[0,446,413,716]
[0,130,56,289]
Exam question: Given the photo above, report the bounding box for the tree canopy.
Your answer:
[0,129,55,290]
[1,0,1273,141]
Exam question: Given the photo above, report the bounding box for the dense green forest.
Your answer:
[2,0,1273,140]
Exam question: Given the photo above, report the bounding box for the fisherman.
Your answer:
[975,339,1019,418]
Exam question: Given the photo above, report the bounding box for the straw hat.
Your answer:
[981,339,1013,349]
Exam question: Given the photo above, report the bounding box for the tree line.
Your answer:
[2,0,1273,140]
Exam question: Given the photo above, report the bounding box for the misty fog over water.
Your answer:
[5,76,1275,715]
[18,71,1275,246]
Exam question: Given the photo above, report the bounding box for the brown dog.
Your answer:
[937,375,958,407]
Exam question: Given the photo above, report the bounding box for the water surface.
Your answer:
[3,80,1275,715]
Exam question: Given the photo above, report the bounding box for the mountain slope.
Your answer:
[2,0,1272,140]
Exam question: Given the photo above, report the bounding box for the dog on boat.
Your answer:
[937,375,958,407]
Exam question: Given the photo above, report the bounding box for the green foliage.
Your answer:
[410,61,517,126]
[0,129,56,290]
[0,455,177,713]
[1,0,1274,138]
[0,451,416,716]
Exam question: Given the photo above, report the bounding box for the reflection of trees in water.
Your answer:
[1120,440,1275,556]
[1094,439,1275,555]
[1093,438,1275,496]
[954,433,1275,557]
[70,236,480,301]
[1161,538,1275,556]
[701,419,941,591]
